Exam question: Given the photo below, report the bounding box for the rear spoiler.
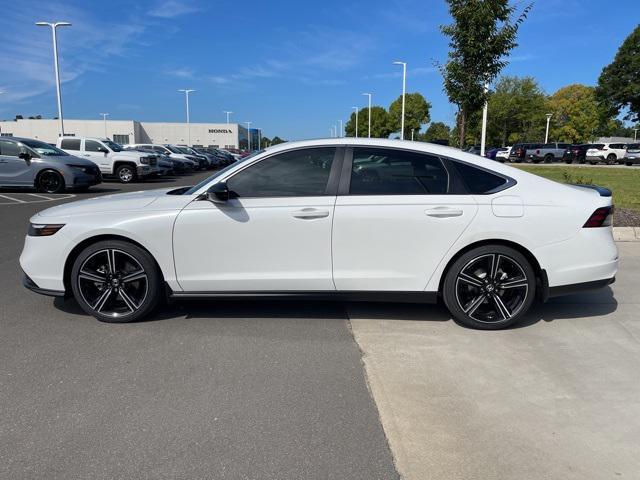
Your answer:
[571,184,612,197]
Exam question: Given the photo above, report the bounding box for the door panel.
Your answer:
[173,196,336,291]
[332,195,477,291]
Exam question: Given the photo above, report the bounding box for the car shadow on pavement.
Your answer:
[52,287,618,328]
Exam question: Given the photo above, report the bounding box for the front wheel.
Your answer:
[36,169,65,193]
[442,245,536,330]
[607,154,617,165]
[70,240,163,322]
[116,164,137,183]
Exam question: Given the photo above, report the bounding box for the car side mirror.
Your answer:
[99,147,109,154]
[18,152,31,161]
[206,182,230,203]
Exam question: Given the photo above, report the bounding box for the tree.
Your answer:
[388,92,431,139]
[270,136,286,145]
[547,84,603,143]
[596,25,640,123]
[260,136,271,148]
[345,106,393,138]
[482,76,547,146]
[439,0,532,147]
[421,122,452,144]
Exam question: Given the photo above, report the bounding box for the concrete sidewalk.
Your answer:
[613,227,640,242]
[349,242,640,480]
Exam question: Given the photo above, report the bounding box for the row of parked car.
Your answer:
[0,136,250,194]
[471,142,640,166]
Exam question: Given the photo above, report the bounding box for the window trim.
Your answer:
[223,146,345,199]
[340,146,461,196]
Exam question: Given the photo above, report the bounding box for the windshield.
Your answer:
[103,140,123,152]
[176,146,193,154]
[183,149,265,195]
[165,145,182,154]
[20,139,68,156]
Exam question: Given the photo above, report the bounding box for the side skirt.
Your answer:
[170,290,439,304]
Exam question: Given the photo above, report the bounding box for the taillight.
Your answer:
[583,206,613,228]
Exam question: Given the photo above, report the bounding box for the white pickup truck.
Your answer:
[57,137,160,183]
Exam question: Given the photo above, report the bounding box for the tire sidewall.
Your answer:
[443,245,536,330]
[70,240,162,323]
[37,169,65,193]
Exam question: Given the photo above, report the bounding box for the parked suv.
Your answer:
[0,137,101,193]
[585,143,628,165]
[128,144,196,173]
[563,144,590,164]
[528,143,571,163]
[623,144,640,166]
[57,137,159,183]
[508,143,541,163]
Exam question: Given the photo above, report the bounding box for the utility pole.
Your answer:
[393,61,407,139]
[362,93,372,138]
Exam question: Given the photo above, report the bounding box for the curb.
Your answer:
[613,227,640,242]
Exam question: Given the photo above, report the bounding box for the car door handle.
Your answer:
[425,207,464,218]
[291,208,330,220]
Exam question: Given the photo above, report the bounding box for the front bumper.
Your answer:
[624,154,640,164]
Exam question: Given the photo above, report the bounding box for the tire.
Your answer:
[564,159,573,164]
[36,169,65,193]
[70,240,163,323]
[626,162,633,166]
[442,245,536,330]
[544,154,554,163]
[606,154,616,165]
[116,164,137,183]
[589,161,597,165]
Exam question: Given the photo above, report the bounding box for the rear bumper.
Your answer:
[547,277,615,299]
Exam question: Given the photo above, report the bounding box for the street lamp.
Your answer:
[100,113,109,138]
[256,128,262,149]
[178,89,195,146]
[411,128,415,141]
[245,121,252,150]
[223,110,233,124]
[337,119,343,138]
[545,113,553,144]
[393,61,407,140]
[362,93,372,138]
[634,128,638,141]
[36,21,71,137]
[352,107,359,138]
[480,82,489,157]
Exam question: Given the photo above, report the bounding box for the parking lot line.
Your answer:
[0,194,26,203]
[27,193,57,200]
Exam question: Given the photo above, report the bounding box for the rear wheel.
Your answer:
[607,154,617,165]
[116,164,137,183]
[442,245,536,330]
[544,154,554,163]
[626,162,633,166]
[70,240,162,323]
[36,169,65,193]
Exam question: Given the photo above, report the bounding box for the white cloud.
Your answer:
[149,0,199,18]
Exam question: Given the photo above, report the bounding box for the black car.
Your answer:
[563,144,590,164]
[508,143,541,163]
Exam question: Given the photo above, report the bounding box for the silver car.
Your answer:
[623,144,640,166]
[0,137,101,193]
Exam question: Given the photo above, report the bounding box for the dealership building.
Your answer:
[0,118,259,150]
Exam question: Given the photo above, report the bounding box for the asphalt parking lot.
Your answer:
[2,173,639,479]
[0,174,398,480]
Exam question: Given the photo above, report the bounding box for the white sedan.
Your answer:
[20,138,618,329]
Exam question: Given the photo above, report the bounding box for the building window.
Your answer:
[113,134,129,144]
[0,133,14,137]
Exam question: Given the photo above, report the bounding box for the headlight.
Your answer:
[139,156,150,165]
[28,223,65,237]
[69,164,88,173]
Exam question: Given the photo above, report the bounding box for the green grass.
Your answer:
[512,165,640,212]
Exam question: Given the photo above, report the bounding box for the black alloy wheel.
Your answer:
[443,245,536,330]
[71,240,162,322]
[37,170,65,193]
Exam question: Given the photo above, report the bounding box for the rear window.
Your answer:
[60,138,81,150]
[627,144,640,149]
[453,162,509,194]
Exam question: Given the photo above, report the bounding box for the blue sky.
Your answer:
[0,0,637,140]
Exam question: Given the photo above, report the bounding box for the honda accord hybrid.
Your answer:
[20,138,618,329]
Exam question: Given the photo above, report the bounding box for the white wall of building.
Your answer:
[0,119,250,149]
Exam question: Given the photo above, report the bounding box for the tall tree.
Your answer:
[547,84,603,143]
[421,122,452,144]
[270,136,286,145]
[596,25,640,123]
[388,92,431,139]
[439,0,532,147]
[345,106,393,138]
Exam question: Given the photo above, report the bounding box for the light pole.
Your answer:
[178,89,195,146]
[411,128,415,141]
[480,82,489,157]
[545,113,553,144]
[256,128,262,149]
[36,21,71,137]
[337,119,343,138]
[634,128,638,141]
[223,110,233,124]
[329,127,334,137]
[352,107,359,138]
[362,93,372,138]
[100,113,109,138]
[245,121,252,150]
[393,61,407,140]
